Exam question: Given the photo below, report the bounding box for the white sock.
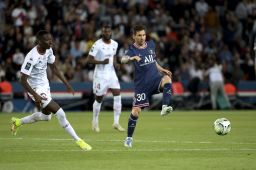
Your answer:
[93,100,102,125]
[21,112,51,124]
[55,108,80,141]
[113,95,122,124]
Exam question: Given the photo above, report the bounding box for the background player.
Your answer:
[121,25,173,148]
[86,24,125,132]
[11,30,92,151]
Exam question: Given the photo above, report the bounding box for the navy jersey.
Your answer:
[125,40,163,107]
[125,40,162,88]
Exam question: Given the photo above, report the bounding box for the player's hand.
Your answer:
[130,56,141,62]
[102,58,109,64]
[66,84,75,96]
[162,69,172,77]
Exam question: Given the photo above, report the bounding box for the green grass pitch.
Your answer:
[0,110,255,170]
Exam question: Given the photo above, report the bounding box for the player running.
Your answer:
[11,30,92,151]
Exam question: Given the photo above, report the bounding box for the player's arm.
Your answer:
[20,73,46,108]
[114,55,121,70]
[86,55,109,65]
[156,62,172,77]
[121,55,141,64]
[49,62,75,95]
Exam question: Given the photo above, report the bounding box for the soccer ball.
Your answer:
[213,118,231,135]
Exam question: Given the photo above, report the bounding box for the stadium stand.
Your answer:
[0,0,255,111]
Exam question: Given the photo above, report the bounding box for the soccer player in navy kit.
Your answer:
[121,25,173,148]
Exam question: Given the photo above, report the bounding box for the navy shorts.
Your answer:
[133,76,162,108]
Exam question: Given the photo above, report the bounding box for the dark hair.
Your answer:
[102,23,112,30]
[36,30,49,42]
[132,25,146,35]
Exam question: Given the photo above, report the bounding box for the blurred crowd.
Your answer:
[0,0,256,86]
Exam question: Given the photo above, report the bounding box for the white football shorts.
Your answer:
[93,76,120,96]
[27,86,52,108]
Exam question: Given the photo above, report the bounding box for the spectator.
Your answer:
[11,2,27,27]
[195,0,209,17]
[12,48,25,71]
[0,0,255,85]
[205,57,231,109]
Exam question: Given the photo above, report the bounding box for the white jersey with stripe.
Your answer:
[20,46,55,88]
[89,39,118,80]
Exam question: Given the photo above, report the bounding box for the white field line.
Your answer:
[1,137,256,145]
[2,148,256,152]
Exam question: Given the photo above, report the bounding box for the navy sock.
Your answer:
[127,114,138,137]
[162,83,172,106]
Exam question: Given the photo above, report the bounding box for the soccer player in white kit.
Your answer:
[11,30,92,151]
[87,24,125,132]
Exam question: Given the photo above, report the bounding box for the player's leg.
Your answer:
[20,112,52,124]
[160,75,173,116]
[110,88,125,132]
[92,78,108,132]
[124,89,149,148]
[92,95,103,132]
[45,100,92,150]
[11,112,52,135]
[18,101,52,125]
[124,107,141,148]
[11,89,52,135]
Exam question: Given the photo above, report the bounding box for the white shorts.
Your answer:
[28,86,52,108]
[93,76,120,96]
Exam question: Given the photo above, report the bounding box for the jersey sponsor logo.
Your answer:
[25,62,32,70]
[145,55,154,63]
[139,55,155,66]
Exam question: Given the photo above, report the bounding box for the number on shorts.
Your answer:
[136,93,146,101]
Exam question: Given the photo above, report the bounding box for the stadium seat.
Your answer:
[172,82,185,109]
[172,82,184,95]
[223,83,237,109]
[224,83,237,95]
